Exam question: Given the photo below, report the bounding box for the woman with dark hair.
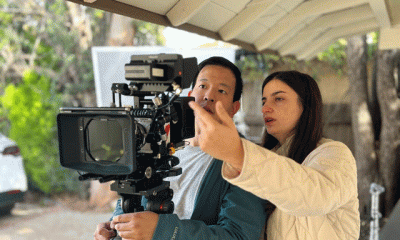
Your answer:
[189,70,360,240]
[260,71,323,163]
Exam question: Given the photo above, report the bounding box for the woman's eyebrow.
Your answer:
[271,91,286,96]
[262,91,286,100]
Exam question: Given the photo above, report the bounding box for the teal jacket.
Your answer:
[112,159,267,240]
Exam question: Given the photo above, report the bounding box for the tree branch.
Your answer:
[0,7,45,16]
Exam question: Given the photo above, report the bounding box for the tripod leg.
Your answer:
[111,195,143,240]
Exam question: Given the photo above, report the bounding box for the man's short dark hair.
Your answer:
[192,56,243,102]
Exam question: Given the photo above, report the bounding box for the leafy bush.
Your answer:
[0,0,166,197]
[317,39,347,75]
[1,69,79,194]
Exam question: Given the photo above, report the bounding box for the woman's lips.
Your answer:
[264,117,275,125]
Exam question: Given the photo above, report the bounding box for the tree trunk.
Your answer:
[107,14,135,46]
[346,35,378,220]
[66,2,93,50]
[88,13,135,209]
[376,49,400,216]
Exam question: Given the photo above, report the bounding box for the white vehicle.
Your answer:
[0,133,28,215]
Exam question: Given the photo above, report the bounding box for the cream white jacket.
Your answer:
[222,138,360,240]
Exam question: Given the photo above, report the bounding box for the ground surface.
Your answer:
[0,192,379,240]
[0,193,114,240]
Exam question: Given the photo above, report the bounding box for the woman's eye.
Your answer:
[219,89,227,94]
[199,85,206,89]
[275,97,283,102]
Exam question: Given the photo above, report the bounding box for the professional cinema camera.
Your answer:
[57,54,197,215]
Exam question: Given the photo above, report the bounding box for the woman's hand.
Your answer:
[189,101,244,172]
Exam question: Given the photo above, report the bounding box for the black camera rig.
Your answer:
[57,54,197,214]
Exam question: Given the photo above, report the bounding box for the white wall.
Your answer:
[91,46,236,107]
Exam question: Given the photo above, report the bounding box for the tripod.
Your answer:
[112,179,175,214]
[109,162,181,240]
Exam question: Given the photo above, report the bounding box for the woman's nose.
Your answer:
[262,103,272,113]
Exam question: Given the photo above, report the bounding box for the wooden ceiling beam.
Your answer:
[166,0,211,27]
[64,0,398,57]
[219,0,279,41]
[379,28,400,49]
[254,0,366,51]
[385,0,400,27]
[368,0,391,27]
[280,4,374,56]
[66,0,171,26]
[297,18,379,60]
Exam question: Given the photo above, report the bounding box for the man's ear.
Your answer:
[230,101,241,117]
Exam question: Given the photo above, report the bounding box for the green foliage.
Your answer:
[317,38,347,75]
[133,20,166,46]
[317,32,379,75]
[367,32,379,59]
[236,51,301,83]
[1,69,79,193]
[236,52,277,82]
[0,0,167,195]
[0,0,92,193]
[0,11,13,25]
[237,55,267,82]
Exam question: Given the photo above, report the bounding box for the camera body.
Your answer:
[57,54,197,213]
[57,97,194,176]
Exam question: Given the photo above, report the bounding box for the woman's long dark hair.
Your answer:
[261,71,323,164]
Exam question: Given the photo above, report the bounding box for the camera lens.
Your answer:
[86,118,124,162]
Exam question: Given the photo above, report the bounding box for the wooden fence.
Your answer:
[323,103,354,154]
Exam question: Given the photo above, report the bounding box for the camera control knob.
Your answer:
[145,167,152,179]
[128,84,139,91]
[152,97,162,107]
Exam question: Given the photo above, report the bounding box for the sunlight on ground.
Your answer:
[17,227,34,235]
[12,203,46,216]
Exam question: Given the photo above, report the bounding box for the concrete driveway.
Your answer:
[0,202,112,240]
